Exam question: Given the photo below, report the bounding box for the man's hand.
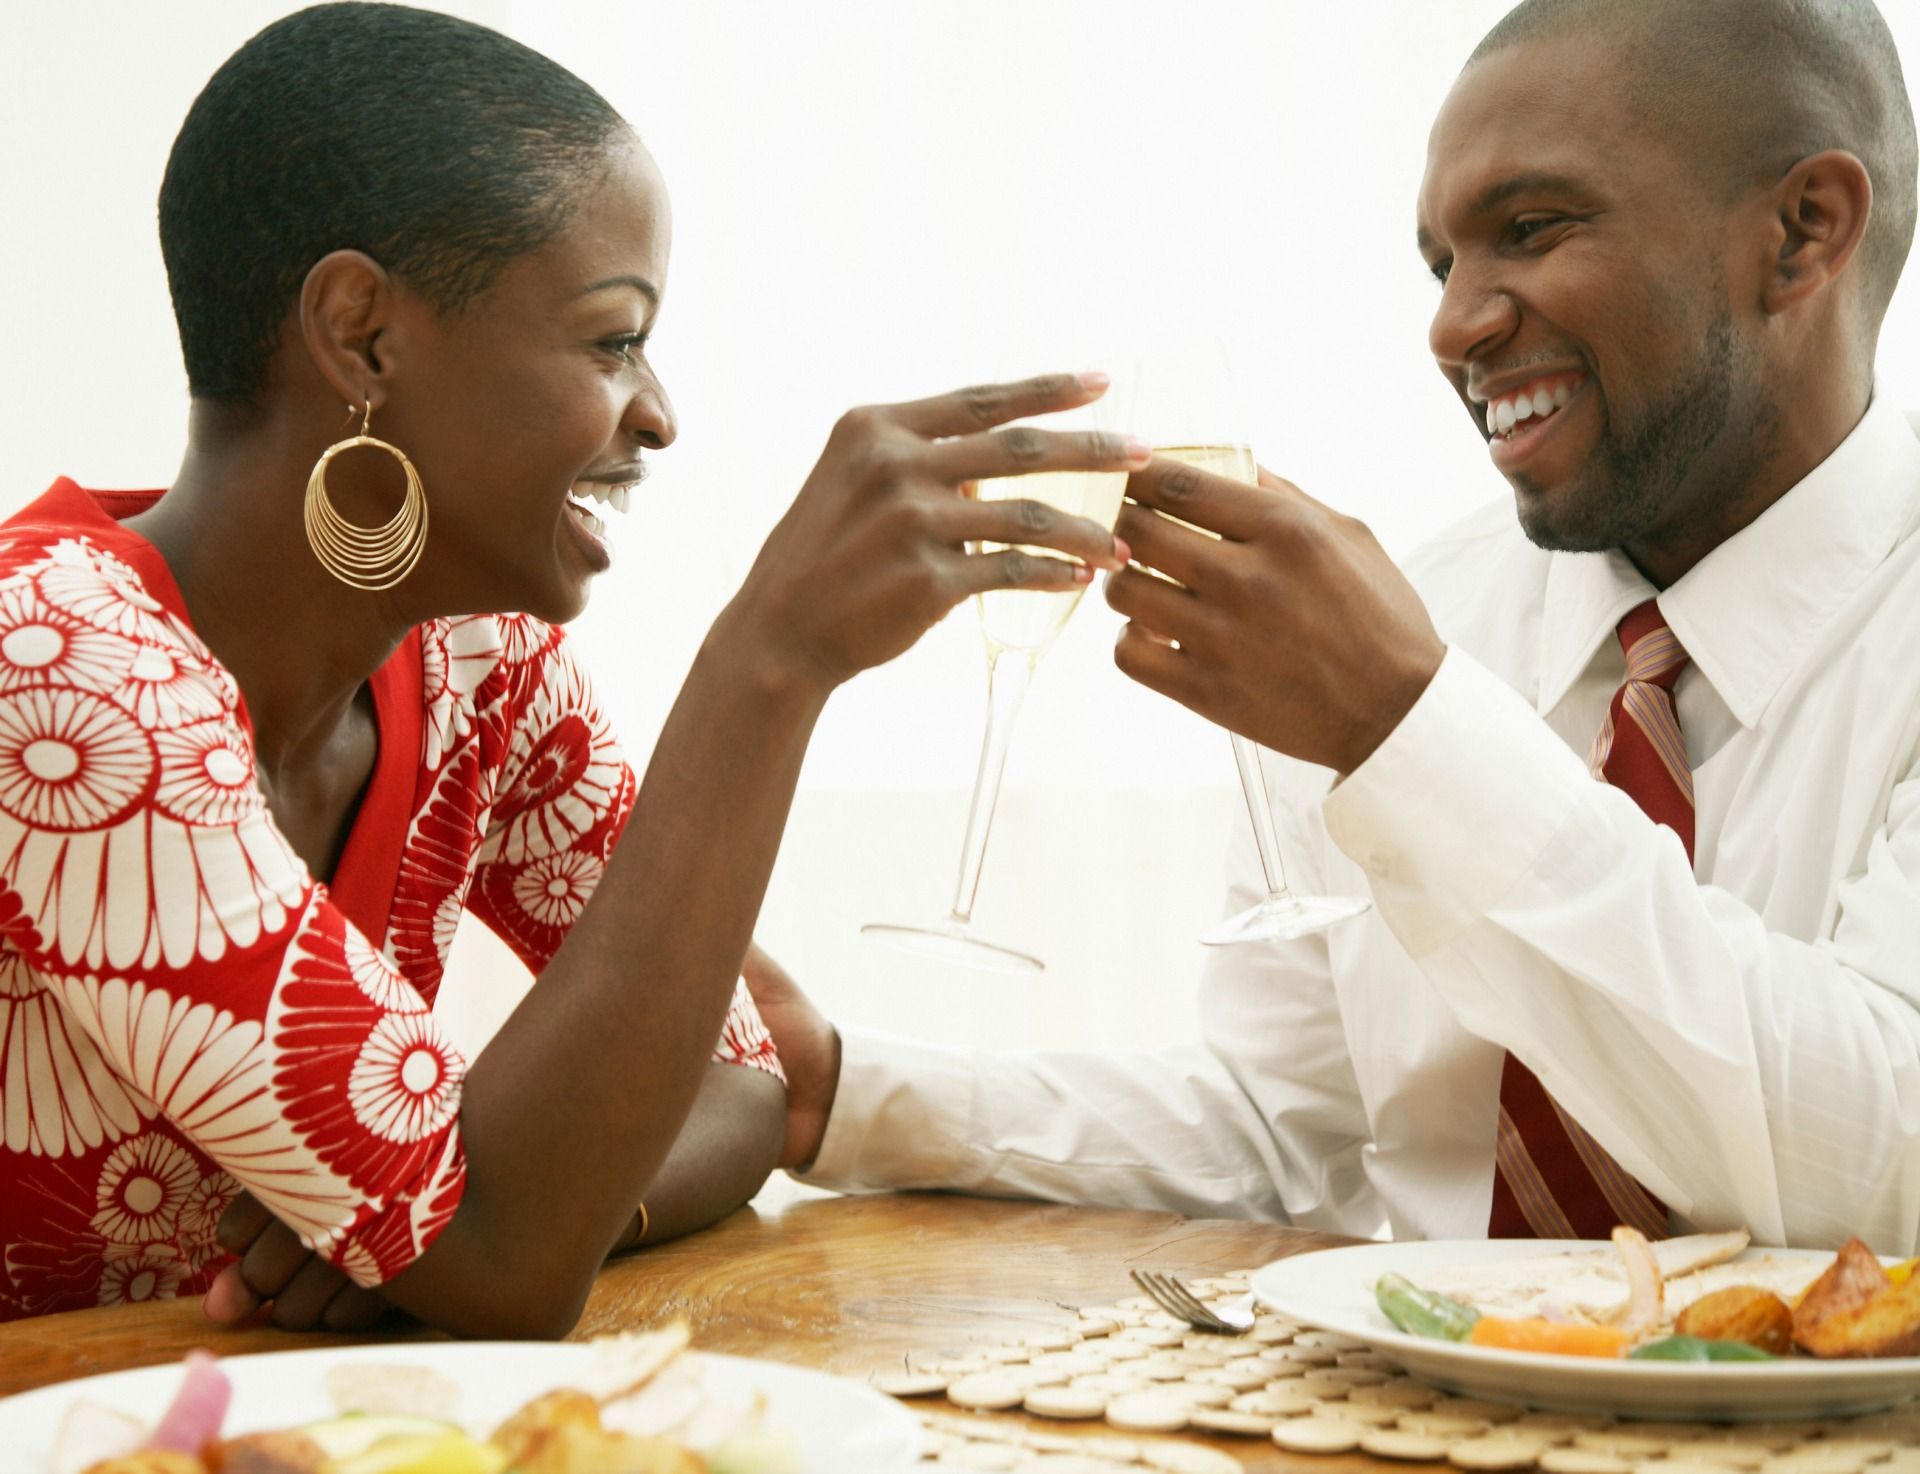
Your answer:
[203,1192,390,1331]
[741,943,841,1171]
[1104,460,1445,773]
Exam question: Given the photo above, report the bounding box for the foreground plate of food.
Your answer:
[1,1334,923,1473]
[1252,1237,1920,1420]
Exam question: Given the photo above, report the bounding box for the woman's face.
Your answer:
[378,138,676,625]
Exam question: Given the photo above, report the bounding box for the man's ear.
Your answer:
[298,249,404,415]
[1759,149,1873,316]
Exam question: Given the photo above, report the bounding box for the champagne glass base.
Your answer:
[860,919,1044,974]
[1201,893,1370,946]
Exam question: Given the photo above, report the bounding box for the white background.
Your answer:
[5,2,1919,1062]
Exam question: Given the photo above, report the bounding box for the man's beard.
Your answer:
[1514,312,1762,556]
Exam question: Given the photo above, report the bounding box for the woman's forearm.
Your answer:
[613,1060,785,1251]
[387,614,828,1336]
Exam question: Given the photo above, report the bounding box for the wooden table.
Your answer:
[0,1186,1368,1470]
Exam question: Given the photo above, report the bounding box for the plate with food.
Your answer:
[1252,1229,1920,1419]
[3,1321,923,1473]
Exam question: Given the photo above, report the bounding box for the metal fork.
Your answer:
[1129,1269,1256,1335]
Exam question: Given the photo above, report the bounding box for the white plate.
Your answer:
[1252,1240,1920,1421]
[0,1341,923,1472]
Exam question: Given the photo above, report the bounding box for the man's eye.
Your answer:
[1510,216,1565,244]
[1429,258,1453,286]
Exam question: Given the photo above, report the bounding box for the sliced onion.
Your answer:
[144,1350,232,1454]
[1611,1225,1665,1337]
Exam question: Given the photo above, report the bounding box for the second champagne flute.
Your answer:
[1130,343,1372,945]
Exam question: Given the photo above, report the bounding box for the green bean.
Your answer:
[1375,1273,1480,1341]
[1627,1335,1775,1362]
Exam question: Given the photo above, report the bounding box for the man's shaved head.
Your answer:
[1470,0,1916,345]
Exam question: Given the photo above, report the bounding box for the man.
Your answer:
[747,0,1920,1254]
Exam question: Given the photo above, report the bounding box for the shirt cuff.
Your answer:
[799,1026,978,1192]
[1323,645,1594,957]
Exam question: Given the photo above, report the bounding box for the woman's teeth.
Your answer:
[566,481,637,537]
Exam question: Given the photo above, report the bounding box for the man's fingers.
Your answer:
[1113,621,1201,705]
[922,425,1147,486]
[1126,456,1273,542]
[938,497,1126,571]
[885,371,1110,439]
[215,1190,275,1255]
[1103,564,1213,651]
[1113,503,1229,592]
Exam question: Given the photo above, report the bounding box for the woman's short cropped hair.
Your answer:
[158,2,629,403]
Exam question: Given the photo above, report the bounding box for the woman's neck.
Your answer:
[127,410,411,774]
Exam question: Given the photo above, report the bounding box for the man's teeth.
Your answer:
[1484,373,1584,439]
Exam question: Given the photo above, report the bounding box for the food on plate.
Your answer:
[1373,1227,1920,1364]
[1793,1238,1920,1358]
[1627,1335,1774,1362]
[1375,1273,1479,1341]
[1465,1317,1631,1358]
[48,1325,800,1474]
[1673,1285,1794,1354]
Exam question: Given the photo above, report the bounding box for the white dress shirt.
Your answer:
[805,395,1920,1256]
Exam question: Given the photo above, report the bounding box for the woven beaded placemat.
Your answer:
[882,1270,1920,1473]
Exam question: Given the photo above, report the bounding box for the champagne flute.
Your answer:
[1131,342,1372,944]
[862,395,1126,973]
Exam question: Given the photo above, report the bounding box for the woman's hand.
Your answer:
[741,943,841,1171]
[723,372,1143,693]
[203,1193,390,1331]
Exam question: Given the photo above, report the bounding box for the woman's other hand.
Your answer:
[742,942,841,1171]
[721,373,1143,694]
[203,1193,390,1332]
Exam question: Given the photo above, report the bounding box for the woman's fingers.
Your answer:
[937,496,1128,571]
[201,1261,262,1325]
[921,425,1148,486]
[885,371,1111,438]
[236,1217,322,1305]
[266,1253,355,1331]
[321,1282,391,1332]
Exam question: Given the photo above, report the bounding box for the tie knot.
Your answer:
[1617,599,1688,688]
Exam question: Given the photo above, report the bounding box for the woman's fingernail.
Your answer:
[1123,437,1152,462]
[1078,370,1111,391]
[1112,536,1133,565]
[1074,564,1094,584]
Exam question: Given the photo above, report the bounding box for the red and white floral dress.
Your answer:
[0,481,782,1322]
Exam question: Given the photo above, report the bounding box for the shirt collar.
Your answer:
[1535,395,1920,727]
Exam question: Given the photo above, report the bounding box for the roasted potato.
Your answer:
[1791,1236,1890,1353]
[1796,1263,1920,1359]
[490,1389,701,1474]
[77,1455,206,1474]
[1675,1285,1795,1354]
[203,1431,328,1474]
[491,1388,604,1464]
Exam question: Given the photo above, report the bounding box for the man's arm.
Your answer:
[744,872,1382,1230]
[1104,456,1920,1253]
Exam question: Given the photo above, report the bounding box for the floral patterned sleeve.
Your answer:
[0,534,467,1295]
[463,621,784,1084]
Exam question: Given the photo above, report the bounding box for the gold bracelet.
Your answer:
[634,1201,649,1245]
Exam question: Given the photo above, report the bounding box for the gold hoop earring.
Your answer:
[304,402,430,591]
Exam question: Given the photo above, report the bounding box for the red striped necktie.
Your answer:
[1487,599,1685,1242]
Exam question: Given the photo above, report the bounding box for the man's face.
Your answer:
[1416,36,1770,563]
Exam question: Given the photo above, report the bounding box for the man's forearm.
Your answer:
[615,1060,786,1251]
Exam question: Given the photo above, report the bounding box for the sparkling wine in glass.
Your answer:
[1132,345,1372,944]
[862,401,1125,973]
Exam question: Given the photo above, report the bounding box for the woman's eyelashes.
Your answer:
[599,331,649,366]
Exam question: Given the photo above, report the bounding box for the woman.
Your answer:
[0,2,1137,1336]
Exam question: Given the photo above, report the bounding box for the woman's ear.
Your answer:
[1760,149,1873,317]
[298,249,402,413]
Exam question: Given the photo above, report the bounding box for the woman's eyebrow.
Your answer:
[577,273,659,304]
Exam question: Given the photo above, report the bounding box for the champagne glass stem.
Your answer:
[1229,731,1292,902]
[948,649,1035,923]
